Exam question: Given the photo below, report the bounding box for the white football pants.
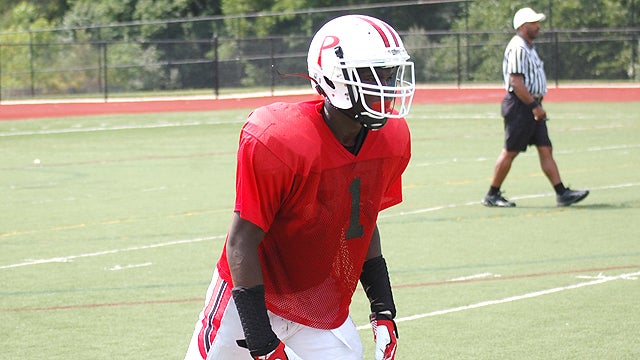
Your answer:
[184,268,363,360]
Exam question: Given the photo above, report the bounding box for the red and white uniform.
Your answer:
[185,99,410,359]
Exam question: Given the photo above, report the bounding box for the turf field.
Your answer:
[1,101,639,359]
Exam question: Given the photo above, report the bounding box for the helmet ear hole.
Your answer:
[324,77,336,90]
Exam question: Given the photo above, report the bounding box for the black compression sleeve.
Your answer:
[231,285,279,357]
[360,255,396,318]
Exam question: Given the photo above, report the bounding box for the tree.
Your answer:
[446,0,638,82]
[0,2,58,96]
[0,0,69,25]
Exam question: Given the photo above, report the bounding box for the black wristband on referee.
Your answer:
[360,255,397,318]
[527,100,539,110]
[231,285,279,357]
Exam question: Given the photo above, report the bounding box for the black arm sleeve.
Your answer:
[359,255,396,318]
[231,285,280,357]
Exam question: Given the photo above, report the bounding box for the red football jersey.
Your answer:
[217,100,411,329]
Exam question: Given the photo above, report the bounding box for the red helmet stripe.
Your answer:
[357,16,396,47]
[380,22,400,47]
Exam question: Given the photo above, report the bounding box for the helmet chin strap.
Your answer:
[351,99,389,130]
[358,113,388,130]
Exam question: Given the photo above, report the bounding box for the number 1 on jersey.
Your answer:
[346,178,364,239]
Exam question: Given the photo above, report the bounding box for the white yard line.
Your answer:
[412,143,639,168]
[447,272,500,282]
[380,181,640,218]
[0,120,243,137]
[0,89,315,106]
[356,270,640,330]
[0,235,224,269]
[106,262,153,271]
[2,182,639,270]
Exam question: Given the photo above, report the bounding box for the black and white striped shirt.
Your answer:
[503,35,547,97]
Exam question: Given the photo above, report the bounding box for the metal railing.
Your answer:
[1,27,638,102]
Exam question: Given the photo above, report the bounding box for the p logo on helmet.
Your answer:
[316,36,340,68]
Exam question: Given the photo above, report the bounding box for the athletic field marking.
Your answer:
[106,262,153,271]
[381,181,640,218]
[447,273,501,282]
[0,89,314,106]
[0,208,227,238]
[2,265,637,313]
[412,143,639,168]
[0,236,224,270]
[576,272,638,280]
[2,182,638,270]
[393,264,640,288]
[585,144,640,152]
[0,119,244,137]
[356,270,640,331]
[0,298,204,312]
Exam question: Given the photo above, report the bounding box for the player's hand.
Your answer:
[370,312,398,360]
[252,340,303,360]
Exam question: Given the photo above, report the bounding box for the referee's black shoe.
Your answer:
[556,188,589,207]
[482,191,516,207]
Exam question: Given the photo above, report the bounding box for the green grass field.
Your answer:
[2,101,639,359]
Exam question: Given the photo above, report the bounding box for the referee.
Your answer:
[482,7,589,207]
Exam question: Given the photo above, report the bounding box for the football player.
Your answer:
[184,14,415,360]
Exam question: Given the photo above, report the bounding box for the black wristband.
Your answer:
[360,255,396,318]
[527,100,539,110]
[231,285,279,357]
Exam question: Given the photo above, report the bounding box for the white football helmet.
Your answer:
[307,15,415,128]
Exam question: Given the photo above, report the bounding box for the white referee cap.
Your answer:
[513,7,546,30]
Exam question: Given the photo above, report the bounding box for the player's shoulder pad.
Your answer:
[242,102,322,173]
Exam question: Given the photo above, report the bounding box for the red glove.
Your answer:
[370,313,398,360]
[252,340,303,360]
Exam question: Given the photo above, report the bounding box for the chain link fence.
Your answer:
[1,26,638,102]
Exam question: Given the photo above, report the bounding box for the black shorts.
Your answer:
[501,92,552,152]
